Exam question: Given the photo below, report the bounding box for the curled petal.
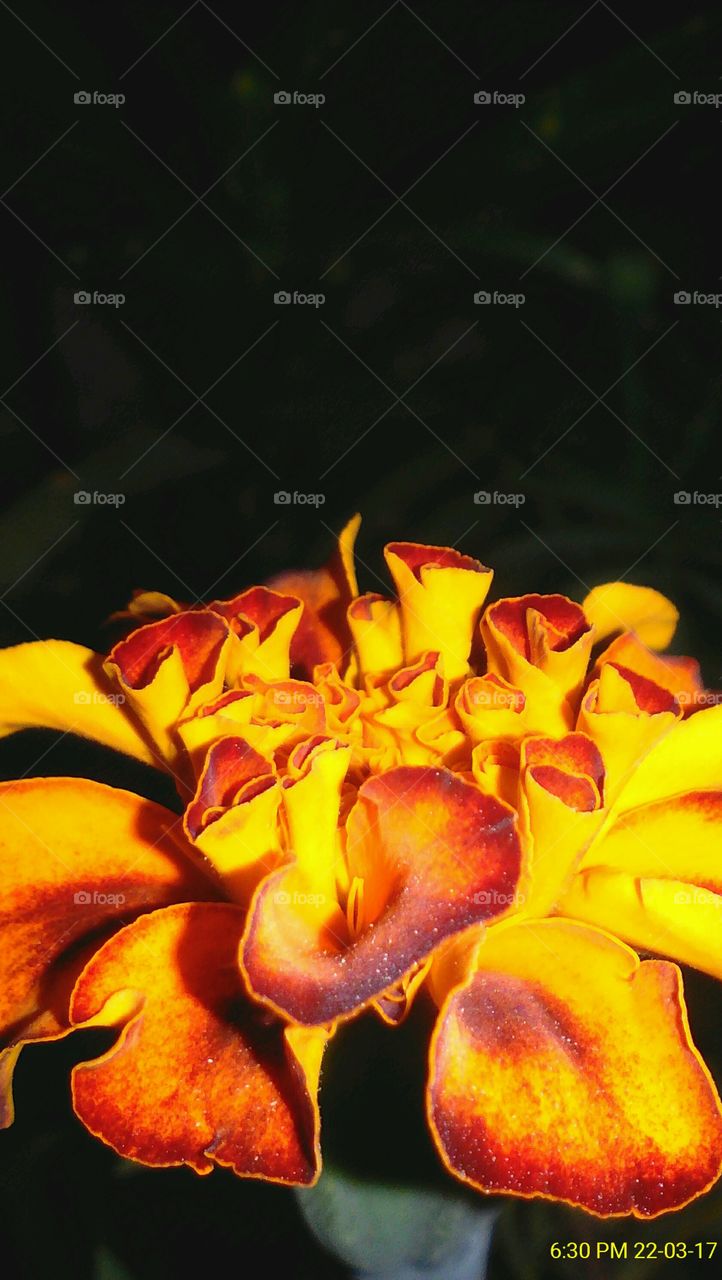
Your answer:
[583,582,679,649]
[0,778,212,1126]
[427,919,722,1218]
[268,515,361,677]
[70,904,324,1184]
[106,612,232,766]
[0,640,157,766]
[184,738,282,903]
[597,633,708,716]
[577,662,680,803]
[385,543,493,682]
[209,587,303,683]
[456,674,526,745]
[482,594,592,734]
[348,593,403,678]
[517,733,605,916]
[242,766,521,1025]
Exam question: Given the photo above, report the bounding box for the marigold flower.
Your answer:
[0,517,721,1216]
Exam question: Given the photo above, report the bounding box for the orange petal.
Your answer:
[583,582,679,649]
[242,766,521,1025]
[481,594,592,735]
[0,777,212,1126]
[428,918,722,1218]
[0,639,157,766]
[70,903,324,1184]
[268,515,360,677]
[106,612,232,766]
[385,542,493,682]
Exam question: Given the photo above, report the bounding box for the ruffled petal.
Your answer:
[613,704,722,813]
[481,594,592,735]
[70,903,324,1184]
[208,587,303,684]
[427,918,722,1218]
[0,640,157,766]
[106,612,233,768]
[242,766,521,1025]
[576,661,680,803]
[0,778,212,1126]
[384,543,493,682]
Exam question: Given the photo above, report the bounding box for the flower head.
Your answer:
[1,517,721,1216]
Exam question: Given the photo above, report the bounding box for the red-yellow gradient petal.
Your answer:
[0,778,213,1126]
[428,919,722,1218]
[242,766,521,1025]
[0,640,157,766]
[70,903,323,1184]
[481,594,592,735]
[385,543,493,682]
[268,515,360,677]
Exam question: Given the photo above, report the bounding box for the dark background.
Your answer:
[1,3,722,1277]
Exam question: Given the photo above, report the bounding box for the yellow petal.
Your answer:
[0,639,157,766]
[583,582,678,649]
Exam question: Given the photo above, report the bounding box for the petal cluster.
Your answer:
[0,517,720,1217]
